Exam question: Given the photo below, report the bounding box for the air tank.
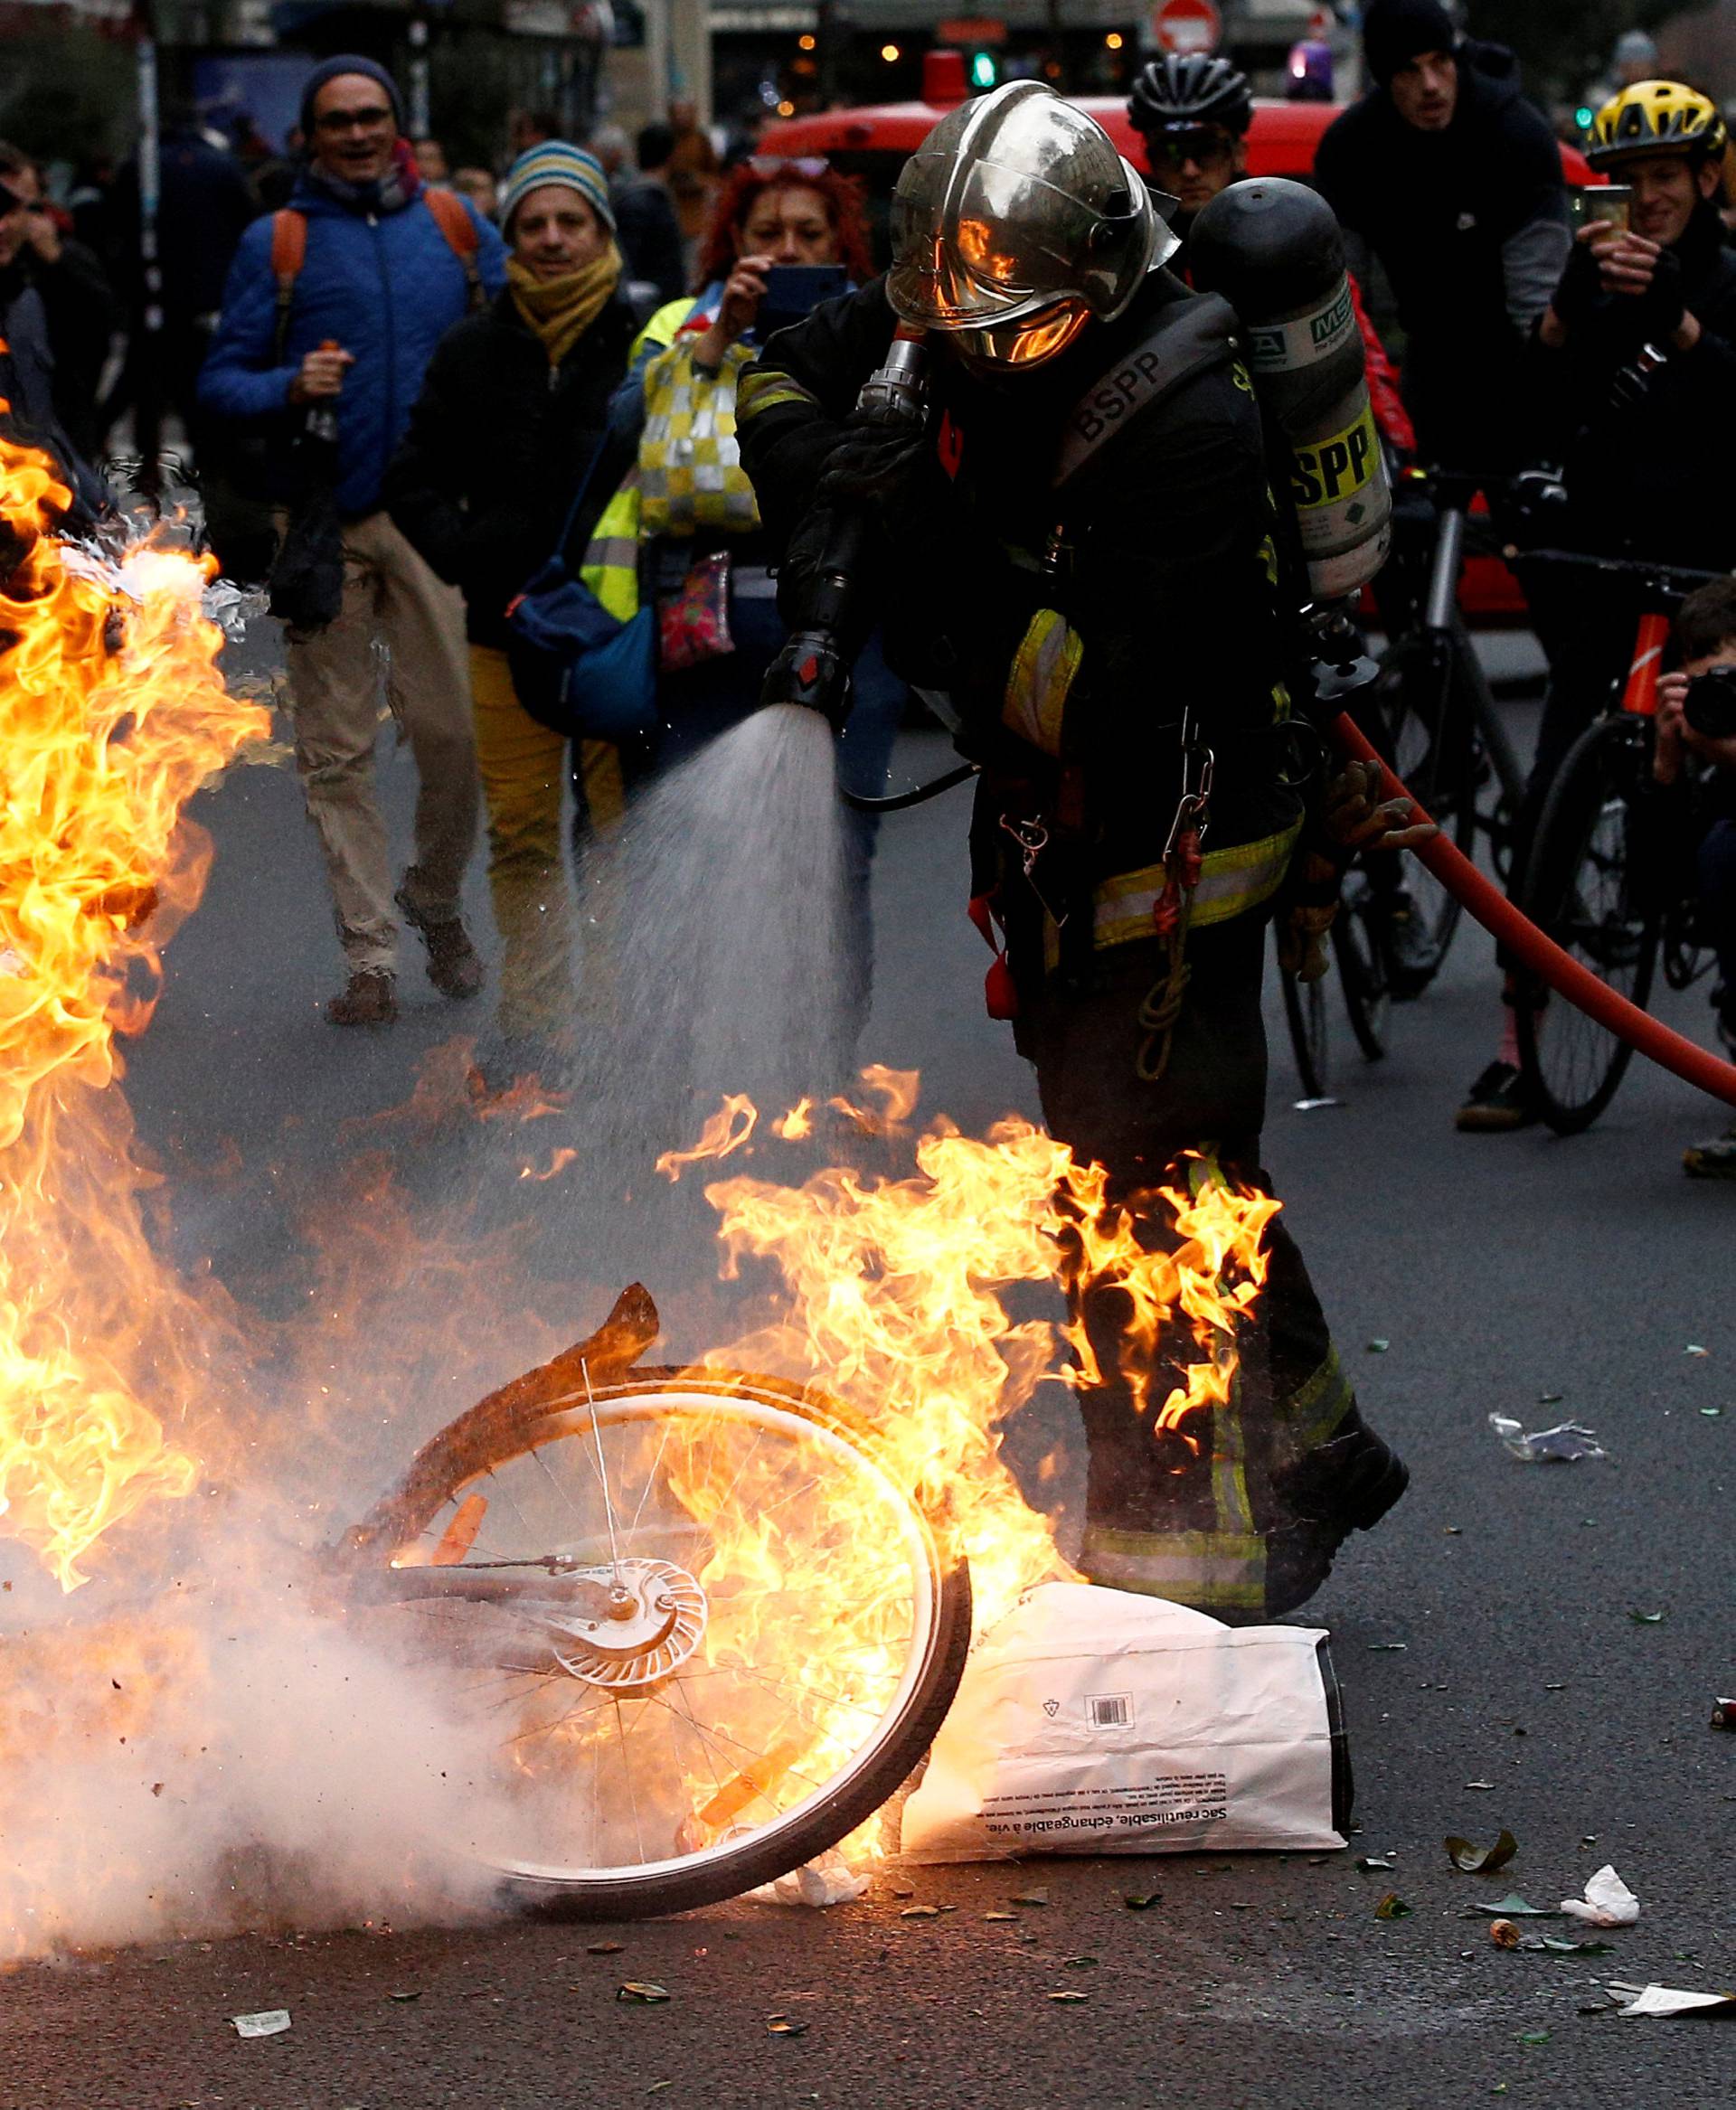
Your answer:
[1189,176,1393,600]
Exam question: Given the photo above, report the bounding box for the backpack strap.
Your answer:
[1052,291,1241,489]
[269,208,307,363]
[423,186,485,312]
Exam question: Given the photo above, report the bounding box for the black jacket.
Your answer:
[740,274,1306,893]
[384,287,638,647]
[1546,202,1736,573]
[0,266,107,523]
[26,237,118,461]
[613,177,685,306]
[1314,41,1569,466]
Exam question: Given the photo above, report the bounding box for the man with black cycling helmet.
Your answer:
[1457,78,1736,1130]
[1125,53,1412,454]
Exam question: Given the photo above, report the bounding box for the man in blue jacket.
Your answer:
[201,56,507,1026]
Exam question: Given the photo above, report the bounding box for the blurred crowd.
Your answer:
[0,5,1732,1183]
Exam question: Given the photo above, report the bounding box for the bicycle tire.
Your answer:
[1334,881,1391,1063]
[1373,633,1478,987]
[1278,927,1330,1098]
[1514,716,1661,1135]
[340,1313,973,1921]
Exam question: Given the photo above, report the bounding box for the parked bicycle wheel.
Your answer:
[1334,874,1392,1062]
[1515,716,1661,1134]
[340,1295,972,1918]
[1278,925,1330,1099]
[1371,635,1478,989]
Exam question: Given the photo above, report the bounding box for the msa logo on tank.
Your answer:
[1247,282,1355,373]
[1291,401,1379,513]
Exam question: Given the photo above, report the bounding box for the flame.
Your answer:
[0,438,269,1587]
[771,1097,813,1141]
[518,1146,579,1182]
[655,1092,757,1181]
[827,1063,920,1137]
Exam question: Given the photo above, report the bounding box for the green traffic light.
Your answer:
[1575,105,1594,128]
[969,50,998,88]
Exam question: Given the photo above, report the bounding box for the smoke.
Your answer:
[0,1537,521,1959]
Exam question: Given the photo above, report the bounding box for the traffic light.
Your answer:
[969,49,998,89]
[1575,104,1594,130]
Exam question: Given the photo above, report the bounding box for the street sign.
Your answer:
[1150,0,1221,55]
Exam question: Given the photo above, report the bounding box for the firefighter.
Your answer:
[738,84,1418,1622]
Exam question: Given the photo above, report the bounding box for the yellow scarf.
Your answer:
[508,244,623,367]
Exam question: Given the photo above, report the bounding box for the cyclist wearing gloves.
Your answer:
[1458,79,1736,1131]
[1313,0,1569,474]
[1652,580,1736,1178]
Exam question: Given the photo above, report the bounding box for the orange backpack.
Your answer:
[266,187,484,356]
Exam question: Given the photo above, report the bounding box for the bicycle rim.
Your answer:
[347,1371,972,1917]
[1335,878,1392,1061]
[1376,639,1474,979]
[1278,930,1330,1098]
[1516,719,1659,1134]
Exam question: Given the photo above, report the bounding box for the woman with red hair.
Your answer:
[603,155,882,762]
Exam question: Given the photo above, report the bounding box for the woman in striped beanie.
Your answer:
[385,143,642,1085]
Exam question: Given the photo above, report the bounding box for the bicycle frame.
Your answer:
[1413,486,1528,830]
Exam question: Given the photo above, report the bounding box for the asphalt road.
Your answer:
[5,626,1733,2109]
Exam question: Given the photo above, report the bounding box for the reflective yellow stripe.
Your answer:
[1001,608,1081,757]
[1080,1525,1267,1612]
[1092,819,1303,950]
[737,369,820,420]
[1278,1345,1354,1453]
[580,472,643,621]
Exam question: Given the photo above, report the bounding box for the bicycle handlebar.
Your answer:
[1331,712,1736,1111]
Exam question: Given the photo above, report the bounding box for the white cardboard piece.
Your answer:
[901,1582,1346,1863]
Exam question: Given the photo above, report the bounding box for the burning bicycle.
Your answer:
[335,1282,974,1918]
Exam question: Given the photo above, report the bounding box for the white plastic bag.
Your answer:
[901,1582,1348,1862]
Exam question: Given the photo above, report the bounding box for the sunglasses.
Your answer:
[746,155,830,179]
[315,104,395,135]
[1145,130,1236,173]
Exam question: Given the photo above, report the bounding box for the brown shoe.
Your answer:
[395,887,484,1001]
[326,968,398,1027]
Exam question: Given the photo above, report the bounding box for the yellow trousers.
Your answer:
[468,645,625,1041]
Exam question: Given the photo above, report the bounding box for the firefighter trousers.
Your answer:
[1017,910,1399,1623]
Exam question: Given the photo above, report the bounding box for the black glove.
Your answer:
[814,419,931,530]
[1548,235,1606,334]
[1634,242,1687,344]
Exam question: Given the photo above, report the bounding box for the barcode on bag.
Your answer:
[1087,1692,1133,1729]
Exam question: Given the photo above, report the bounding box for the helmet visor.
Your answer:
[889,150,1152,330]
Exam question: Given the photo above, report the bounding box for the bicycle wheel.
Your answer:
[1514,716,1661,1135]
[340,1301,972,1919]
[1372,633,1478,984]
[1277,924,1330,1099]
[1334,875,1392,1062]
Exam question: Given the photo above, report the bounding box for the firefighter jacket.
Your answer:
[738,269,1308,979]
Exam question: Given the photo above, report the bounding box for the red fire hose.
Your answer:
[1330,712,1736,1111]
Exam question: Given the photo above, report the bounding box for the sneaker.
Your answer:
[1371,889,1437,999]
[394,886,484,1001]
[326,968,397,1027]
[1684,1124,1736,1180]
[1455,1059,1534,1133]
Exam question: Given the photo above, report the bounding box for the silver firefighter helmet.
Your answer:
[887,80,1177,365]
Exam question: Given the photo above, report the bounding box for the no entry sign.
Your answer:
[1150,0,1221,54]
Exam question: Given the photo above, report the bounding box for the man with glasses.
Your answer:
[201,56,506,1028]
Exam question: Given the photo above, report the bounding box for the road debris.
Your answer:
[1609,1983,1736,2017]
[1012,1889,1049,1907]
[1464,1894,1560,1918]
[1561,1867,1640,1926]
[1123,1893,1159,1909]
[756,1855,869,1907]
[588,1941,625,1955]
[230,2011,290,2039]
[1712,1698,1736,1730]
[1373,1892,1412,1920]
[767,2016,808,2036]
[1490,1919,1522,1948]
[618,1983,672,2003]
[1488,1414,1607,1463]
[1365,1339,1390,1353]
[900,1905,940,1918]
[1628,1610,1666,1625]
[1048,1990,1090,2002]
[1446,1830,1517,1873]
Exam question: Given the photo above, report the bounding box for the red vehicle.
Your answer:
[766,66,1597,625]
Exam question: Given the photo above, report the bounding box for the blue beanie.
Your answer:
[500,142,617,237]
[299,56,404,139]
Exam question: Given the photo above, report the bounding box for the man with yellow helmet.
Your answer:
[1457,77,1736,1133]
